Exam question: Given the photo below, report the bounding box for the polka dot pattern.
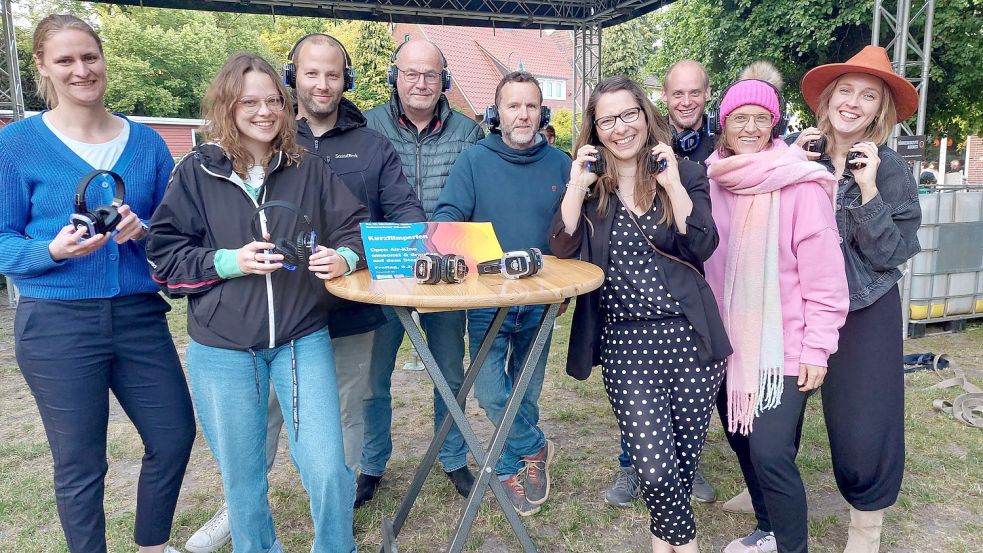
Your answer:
[598,202,726,545]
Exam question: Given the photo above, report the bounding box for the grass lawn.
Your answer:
[1,300,981,552]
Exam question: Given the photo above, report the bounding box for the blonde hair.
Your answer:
[200,53,304,177]
[575,75,674,223]
[815,75,897,149]
[739,60,784,90]
[32,14,103,109]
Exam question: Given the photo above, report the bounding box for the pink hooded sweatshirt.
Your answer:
[705,141,849,376]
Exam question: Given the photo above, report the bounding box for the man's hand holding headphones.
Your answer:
[236,233,284,275]
[307,245,348,280]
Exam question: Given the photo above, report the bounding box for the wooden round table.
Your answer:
[324,257,603,553]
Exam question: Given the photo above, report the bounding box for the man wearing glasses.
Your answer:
[361,39,483,508]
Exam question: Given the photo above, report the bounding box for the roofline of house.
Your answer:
[1,110,204,126]
[416,25,480,117]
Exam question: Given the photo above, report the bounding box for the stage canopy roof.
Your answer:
[93,0,675,30]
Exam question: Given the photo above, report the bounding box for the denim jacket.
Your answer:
[819,144,921,311]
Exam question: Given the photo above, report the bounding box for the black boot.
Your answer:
[445,466,475,498]
[355,473,382,508]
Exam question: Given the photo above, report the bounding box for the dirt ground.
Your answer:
[1,300,981,552]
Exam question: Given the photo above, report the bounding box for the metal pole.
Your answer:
[1,0,24,308]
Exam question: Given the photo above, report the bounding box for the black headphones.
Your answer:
[70,170,125,238]
[414,253,468,284]
[250,200,317,271]
[283,33,356,92]
[387,40,452,92]
[477,248,544,279]
[671,124,704,155]
[706,79,789,139]
[484,105,552,134]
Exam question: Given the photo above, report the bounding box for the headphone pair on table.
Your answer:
[250,200,317,272]
[414,253,468,284]
[478,248,544,280]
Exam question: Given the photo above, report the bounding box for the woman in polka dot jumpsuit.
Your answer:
[550,76,733,553]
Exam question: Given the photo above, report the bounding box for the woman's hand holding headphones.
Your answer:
[794,127,823,161]
[236,236,283,275]
[568,144,600,194]
[49,224,110,261]
[112,205,146,244]
[308,245,347,280]
[651,143,682,191]
[849,142,881,204]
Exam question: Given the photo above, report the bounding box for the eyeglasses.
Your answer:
[238,95,286,115]
[397,68,442,85]
[727,113,774,130]
[594,107,642,131]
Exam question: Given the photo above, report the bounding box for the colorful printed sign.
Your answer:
[360,222,505,279]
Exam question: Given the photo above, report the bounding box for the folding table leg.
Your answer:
[386,307,508,538]
[446,303,560,553]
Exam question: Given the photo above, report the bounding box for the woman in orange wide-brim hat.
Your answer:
[791,45,922,553]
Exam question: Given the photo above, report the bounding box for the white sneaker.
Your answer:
[184,505,231,553]
[722,529,777,553]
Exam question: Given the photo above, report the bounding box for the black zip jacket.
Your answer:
[296,98,425,338]
[146,143,369,350]
[549,159,732,379]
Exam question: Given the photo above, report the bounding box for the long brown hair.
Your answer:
[32,14,103,109]
[200,53,303,177]
[815,75,897,151]
[575,75,674,223]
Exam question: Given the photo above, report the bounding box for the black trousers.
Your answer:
[718,376,812,553]
[15,294,196,552]
[823,285,904,510]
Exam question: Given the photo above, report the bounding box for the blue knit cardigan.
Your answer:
[0,113,174,300]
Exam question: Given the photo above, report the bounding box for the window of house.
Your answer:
[540,78,566,101]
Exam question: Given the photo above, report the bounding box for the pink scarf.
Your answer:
[707,140,835,434]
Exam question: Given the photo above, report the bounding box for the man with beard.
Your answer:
[183,33,423,553]
[662,59,715,164]
[432,72,571,517]
[358,40,484,508]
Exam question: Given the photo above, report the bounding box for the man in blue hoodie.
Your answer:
[433,71,570,517]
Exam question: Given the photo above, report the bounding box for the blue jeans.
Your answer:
[467,305,551,477]
[360,308,468,476]
[187,328,355,553]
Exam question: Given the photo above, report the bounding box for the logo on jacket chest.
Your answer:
[335,153,358,159]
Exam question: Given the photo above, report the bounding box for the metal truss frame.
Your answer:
[1,0,24,126]
[572,23,601,136]
[872,0,935,140]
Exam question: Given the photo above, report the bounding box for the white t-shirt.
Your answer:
[43,113,130,171]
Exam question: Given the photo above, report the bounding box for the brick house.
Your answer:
[390,23,574,121]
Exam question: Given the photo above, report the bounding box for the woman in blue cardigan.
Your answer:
[0,15,194,553]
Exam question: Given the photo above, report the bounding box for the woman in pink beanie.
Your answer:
[793,45,922,553]
[703,62,849,553]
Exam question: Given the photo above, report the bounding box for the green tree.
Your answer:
[645,0,983,141]
[602,18,654,82]
[551,108,574,152]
